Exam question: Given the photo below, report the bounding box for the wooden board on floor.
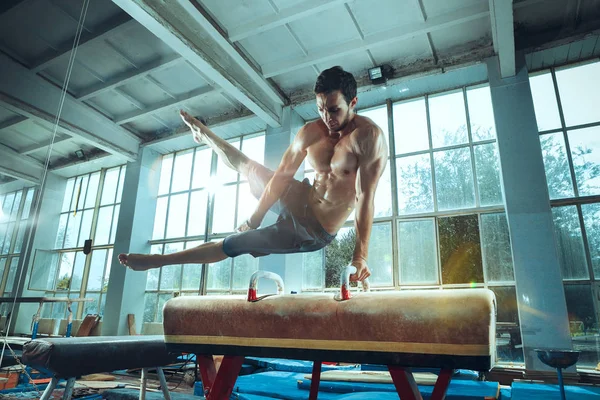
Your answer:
[303,370,439,385]
[75,381,124,389]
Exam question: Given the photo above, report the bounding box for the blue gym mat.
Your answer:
[245,358,360,373]
[510,381,600,399]
[231,371,501,400]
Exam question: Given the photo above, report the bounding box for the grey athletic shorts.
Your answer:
[222,161,336,258]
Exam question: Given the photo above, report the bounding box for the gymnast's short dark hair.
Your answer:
[314,66,357,105]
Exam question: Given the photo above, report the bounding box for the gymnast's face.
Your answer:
[316,90,357,134]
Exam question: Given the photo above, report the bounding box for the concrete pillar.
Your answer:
[12,172,67,334]
[259,107,305,294]
[487,55,572,371]
[103,148,162,335]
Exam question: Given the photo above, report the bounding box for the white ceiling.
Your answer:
[0,0,599,189]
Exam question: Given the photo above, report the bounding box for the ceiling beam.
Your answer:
[112,0,284,127]
[490,0,516,78]
[0,143,43,184]
[261,2,490,78]
[18,136,72,155]
[30,13,135,73]
[0,53,140,161]
[76,54,182,101]
[0,115,27,131]
[114,86,218,125]
[228,0,349,42]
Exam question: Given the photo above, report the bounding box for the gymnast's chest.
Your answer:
[306,137,358,175]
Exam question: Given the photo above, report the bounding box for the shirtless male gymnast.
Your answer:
[118,66,388,282]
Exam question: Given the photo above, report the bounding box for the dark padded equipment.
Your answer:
[21,335,177,378]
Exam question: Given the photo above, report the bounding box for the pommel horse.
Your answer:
[163,267,496,400]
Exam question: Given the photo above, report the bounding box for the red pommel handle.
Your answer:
[334,266,370,301]
[247,270,285,302]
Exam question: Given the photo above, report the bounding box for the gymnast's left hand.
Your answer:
[350,258,371,282]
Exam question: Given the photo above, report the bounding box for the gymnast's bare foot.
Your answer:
[180,110,206,144]
[118,253,164,271]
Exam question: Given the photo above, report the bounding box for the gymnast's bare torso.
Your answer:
[297,113,385,235]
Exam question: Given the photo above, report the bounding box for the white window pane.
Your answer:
[396,154,434,215]
[302,249,324,289]
[0,224,6,253]
[481,213,514,282]
[215,140,240,184]
[83,293,100,315]
[55,214,68,248]
[393,98,428,154]
[467,86,496,141]
[568,126,600,196]
[187,190,208,237]
[57,252,75,291]
[5,257,19,294]
[374,160,392,218]
[70,252,86,291]
[529,73,562,131]
[143,293,158,322]
[77,210,94,247]
[439,214,483,284]
[434,148,475,211]
[237,183,258,227]
[474,143,503,206]
[64,213,82,248]
[241,135,265,165]
[110,204,120,244]
[556,62,600,127]
[158,154,174,195]
[171,150,194,193]
[232,254,259,290]
[21,189,34,220]
[324,227,354,289]
[429,91,468,148]
[212,185,237,233]
[160,264,182,290]
[146,245,163,290]
[582,203,600,280]
[192,148,212,189]
[94,206,114,245]
[61,179,75,212]
[153,197,168,240]
[116,166,126,203]
[207,257,231,291]
[87,250,107,291]
[552,206,589,280]
[166,194,188,239]
[13,221,26,253]
[540,133,575,199]
[72,176,88,212]
[182,240,203,291]
[1,223,13,254]
[398,219,438,284]
[101,168,120,205]
[367,223,393,287]
[84,172,100,209]
[9,191,21,220]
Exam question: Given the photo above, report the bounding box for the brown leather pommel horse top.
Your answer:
[163,288,496,370]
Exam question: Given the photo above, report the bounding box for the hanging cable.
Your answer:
[1,0,92,379]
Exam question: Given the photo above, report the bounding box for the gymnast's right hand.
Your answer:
[236,219,257,232]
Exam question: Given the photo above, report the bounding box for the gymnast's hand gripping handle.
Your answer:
[247,270,285,302]
[335,265,370,301]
